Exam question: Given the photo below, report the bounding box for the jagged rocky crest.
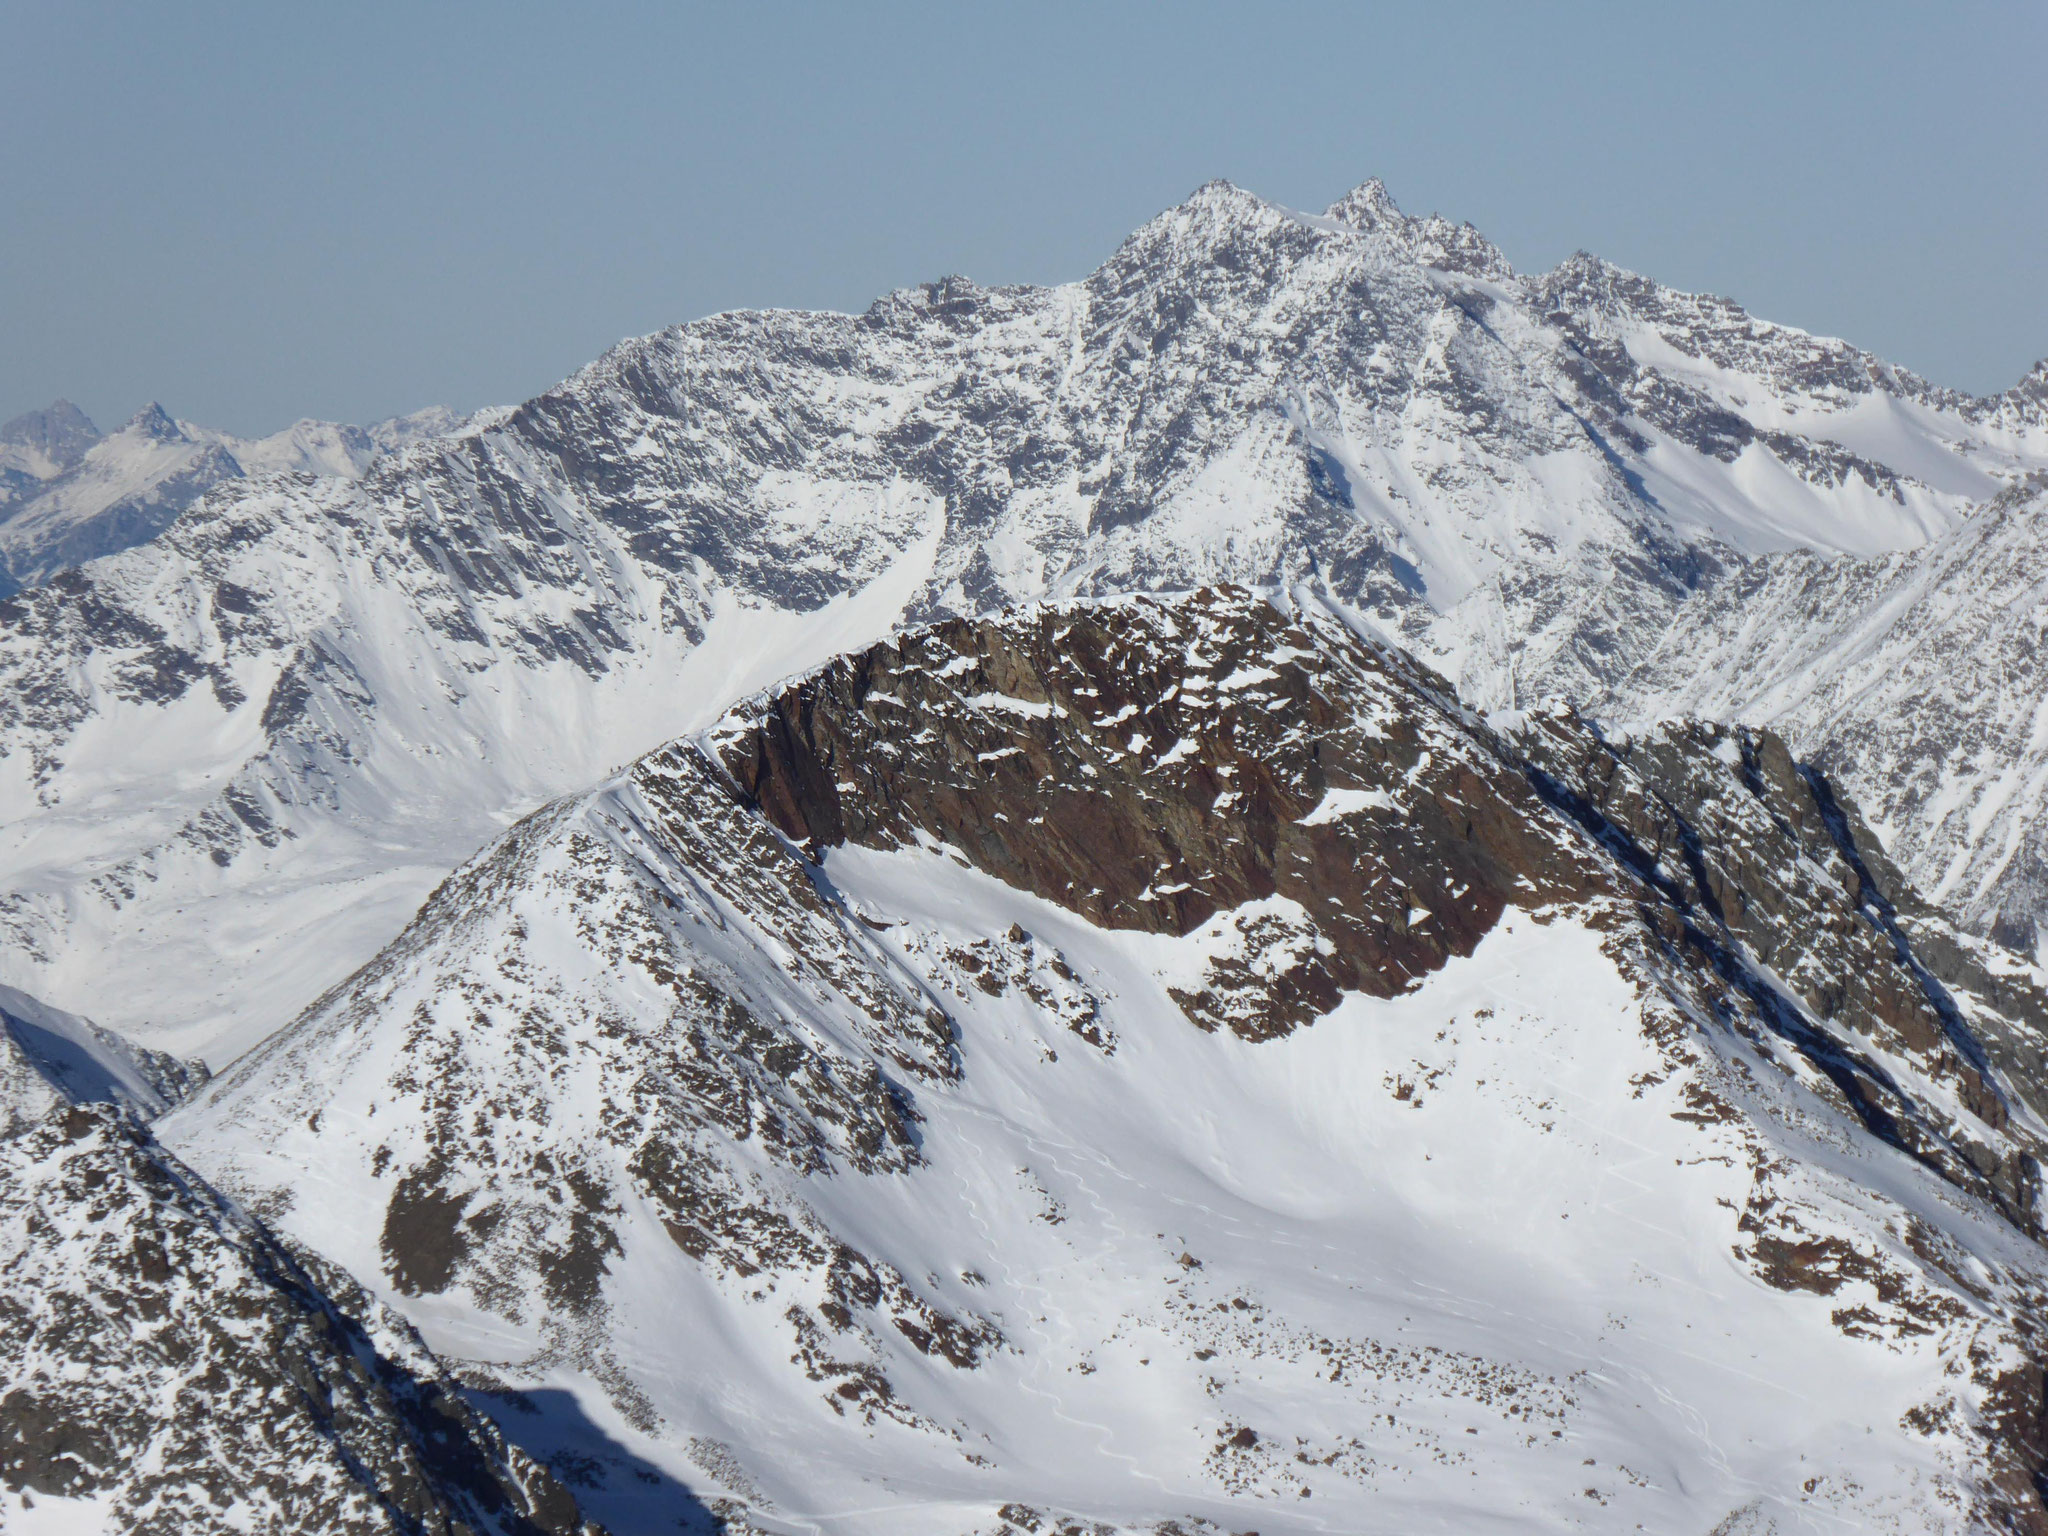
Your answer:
[163,586,2048,1534]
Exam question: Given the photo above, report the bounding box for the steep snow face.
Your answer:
[0,1103,607,1536]
[0,983,208,1135]
[0,400,472,595]
[168,589,2048,1535]
[7,179,2046,1060]
[1597,473,2048,958]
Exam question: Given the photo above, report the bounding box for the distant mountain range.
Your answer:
[0,178,2042,1066]
[5,178,2048,1533]
[0,396,472,594]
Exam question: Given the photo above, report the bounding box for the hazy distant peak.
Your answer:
[120,400,185,442]
[0,399,101,476]
[1323,175,1400,227]
[0,397,98,448]
[366,403,469,450]
[0,398,478,596]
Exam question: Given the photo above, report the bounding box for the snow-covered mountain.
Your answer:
[0,401,100,485]
[0,398,469,595]
[160,586,2048,1534]
[3,177,2045,1064]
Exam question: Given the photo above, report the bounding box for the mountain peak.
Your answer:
[1184,175,1253,204]
[0,398,97,444]
[1553,248,1621,276]
[1164,177,1299,227]
[1324,176,1401,227]
[1535,248,1655,309]
[120,401,184,441]
[0,399,101,473]
[2009,357,2048,410]
[1320,176,1513,279]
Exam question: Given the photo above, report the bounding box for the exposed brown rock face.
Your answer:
[721,587,1605,1038]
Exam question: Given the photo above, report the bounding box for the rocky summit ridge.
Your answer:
[149,585,2048,1535]
[1,177,2045,1065]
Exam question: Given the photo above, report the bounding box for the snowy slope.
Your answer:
[0,400,470,595]
[5,177,2045,1062]
[166,588,2048,1534]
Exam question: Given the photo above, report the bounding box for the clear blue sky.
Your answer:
[5,1,2043,436]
